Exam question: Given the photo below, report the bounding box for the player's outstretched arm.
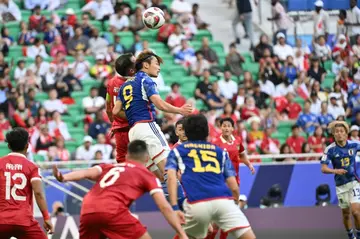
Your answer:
[167,169,179,208]
[239,152,255,175]
[226,177,240,204]
[32,180,54,234]
[53,165,102,182]
[105,93,114,123]
[150,95,193,116]
[321,164,347,175]
[152,192,188,239]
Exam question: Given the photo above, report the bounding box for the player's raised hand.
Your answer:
[335,169,347,175]
[43,219,54,234]
[53,165,64,182]
[179,104,193,116]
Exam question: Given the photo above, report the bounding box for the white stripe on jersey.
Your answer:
[221,150,227,173]
[141,78,149,102]
[173,148,185,174]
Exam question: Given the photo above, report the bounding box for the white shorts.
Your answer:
[336,181,360,209]
[182,199,251,239]
[129,122,170,172]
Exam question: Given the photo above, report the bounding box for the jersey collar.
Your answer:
[220,135,235,144]
[8,152,27,159]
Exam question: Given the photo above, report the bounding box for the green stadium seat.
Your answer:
[322,75,335,90]
[20,10,31,21]
[65,0,82,10]
[294,97,305,107]
[65,141,79,153]
[323,60,332,72]
[162,65,187,79]
[35,92,48,101]
[261,158,273,163]
[72,91,88,100]
[242,62,259,75]
[209,42,224,55]
[159,90,169,99]
[65,56,75,63]
[33,154,46,162]
[194,30,213,41]
[139,30,159,42]
[84,56,95,65]
[68,104,81,116]
[242,52,253,63]
[8,45,23,58]
[82,79,101,93]
[190,41,202,50]
[0,144,10,156]
[90,20,103,31]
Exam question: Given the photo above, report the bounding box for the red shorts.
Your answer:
[80,211,146,239]
[114,129,129,163]
[0,220,47,239]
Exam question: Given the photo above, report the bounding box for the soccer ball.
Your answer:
[142,7,165,29]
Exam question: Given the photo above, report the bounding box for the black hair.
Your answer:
[33,38,41,45]
[171,82,180,89]
[220,117,234,127]
[127,140,148,160]
[6,128,29,152]
[135,51,163,72]
[175,118,185,128]
[115,53,135,76]
[184,114,209,141]
[90,86,98,91]
[291,125,300,130]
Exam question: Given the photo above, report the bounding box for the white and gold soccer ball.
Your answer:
[142,7,165,29]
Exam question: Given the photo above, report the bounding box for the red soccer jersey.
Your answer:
[212,135,245,164]
[0,153,41,226]
[286,102,302,120]
[308,136,325,153]
[81,162,162,215]
[107,75,129,130]
[286,136,306,154]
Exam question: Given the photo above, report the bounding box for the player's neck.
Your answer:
[336,140,347,147]
[11,150,27,156]
[222,135,231,142]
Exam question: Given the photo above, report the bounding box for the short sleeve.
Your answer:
[321,146,331,165]
[222,150,236,179]
[165,150,179,171]
[143,77,159,98]
[143,169,163,195]
[29,164,42,182]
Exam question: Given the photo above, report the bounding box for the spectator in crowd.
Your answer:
[14,60,26,82]
[191,51,210,77]
[113,35,127,54]
[50,36,67,57]
[346,0,360,45]
[259,74,276,97]
[308,125,325,153]
[89,55,113,80]
[24,0,48,10]
[254,34,273,62]
[350,125,360,141]
[232,0,255,47]
[42,64,57,91]
[174,39,195,67]
[252,83,269,110]
[152,0,168,11]
[79,13,92,38]
[234,85,245,110]
[199,37,219,65]
[67,27,91,56]
[218,71,237,100]
[128,33,143,54]
[0,52,9,78]
[307,57,326,83]
[226,43,245,78]
[313,0,329,38]
[18,69,41,90]
[206,81,227,111]
[1,27,13,46]
[93,133,113,162]
[43,88,67,114]
[280,56,299,84]
[129,7,145,32]
[328,95,346,120]
[195,69,212,103]
[81,0,114,21]
[332,34,351,59]
[70,51,91,81]
[109,6,129,33]
[0,110,10,140]
[260,127,280,154]
[26,88,41,116]
[221,103,238,124]
[64,8,78,28]
[318,101,334,131]
[89,28,109,57]
[241,96,260,120]
[332,54,344,75]
[0,0,22,22]
[75,135,95,161]
[28,5,46,32]
[353,35,360,58]
[273,33,293,62]
[352,112,360,126]
[278,144,295,162]
[49,139,70,162]
[168,23,186,54]
[88,111,110,139]
[43,21,60,45]
[293,38,311,57]
[48,111,71,141]
[34,123,54,153]
[35,106,48,126]
[57,17,75,44]
[62,67,82,92]
[191,3,208,30]
[157,11,175,43]
[13,100,31,127]
[286,125,306,154]
[347,84,360,121]
[82,87,105,115]
[26,38,49,59]
[336,10,347,40]
[297,100,319,135]
[268,0,292,44]
[274,78,294,97]
[29,55,50,77]
[92,150,103,165]
[18,21,34,46]
[178,13,198,40]
[313,35,331,62]
[165,83,186,108]
[309,91,322,115]
[0,37,8,57]
[171,0,192,17]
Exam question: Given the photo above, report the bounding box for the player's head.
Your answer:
[126,140,150,164]
[220,118,234,137]
[6,127,29,153]
[175,118,188,142]
[115,53,136,77]
[329,121,349,144]
[135,50,163,77]
[184,114,209,141]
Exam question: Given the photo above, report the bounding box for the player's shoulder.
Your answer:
[0,153,37,169]
[348,140,360,147]
[324,142,337,153]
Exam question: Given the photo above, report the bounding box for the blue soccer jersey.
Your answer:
[118,71,158,127]
[165,141,236,203]
[321,140,360,186]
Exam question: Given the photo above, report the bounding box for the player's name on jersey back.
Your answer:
[184,143,216,150]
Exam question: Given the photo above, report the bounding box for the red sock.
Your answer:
[204,227,219,239]
[173,235,180,239]
[220,230,229,239]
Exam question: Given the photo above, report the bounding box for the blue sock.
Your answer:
[347,229,354,239]
[356,229,360,239]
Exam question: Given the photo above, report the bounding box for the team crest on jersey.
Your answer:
[113,87,119,93]
[349,149,354,156]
